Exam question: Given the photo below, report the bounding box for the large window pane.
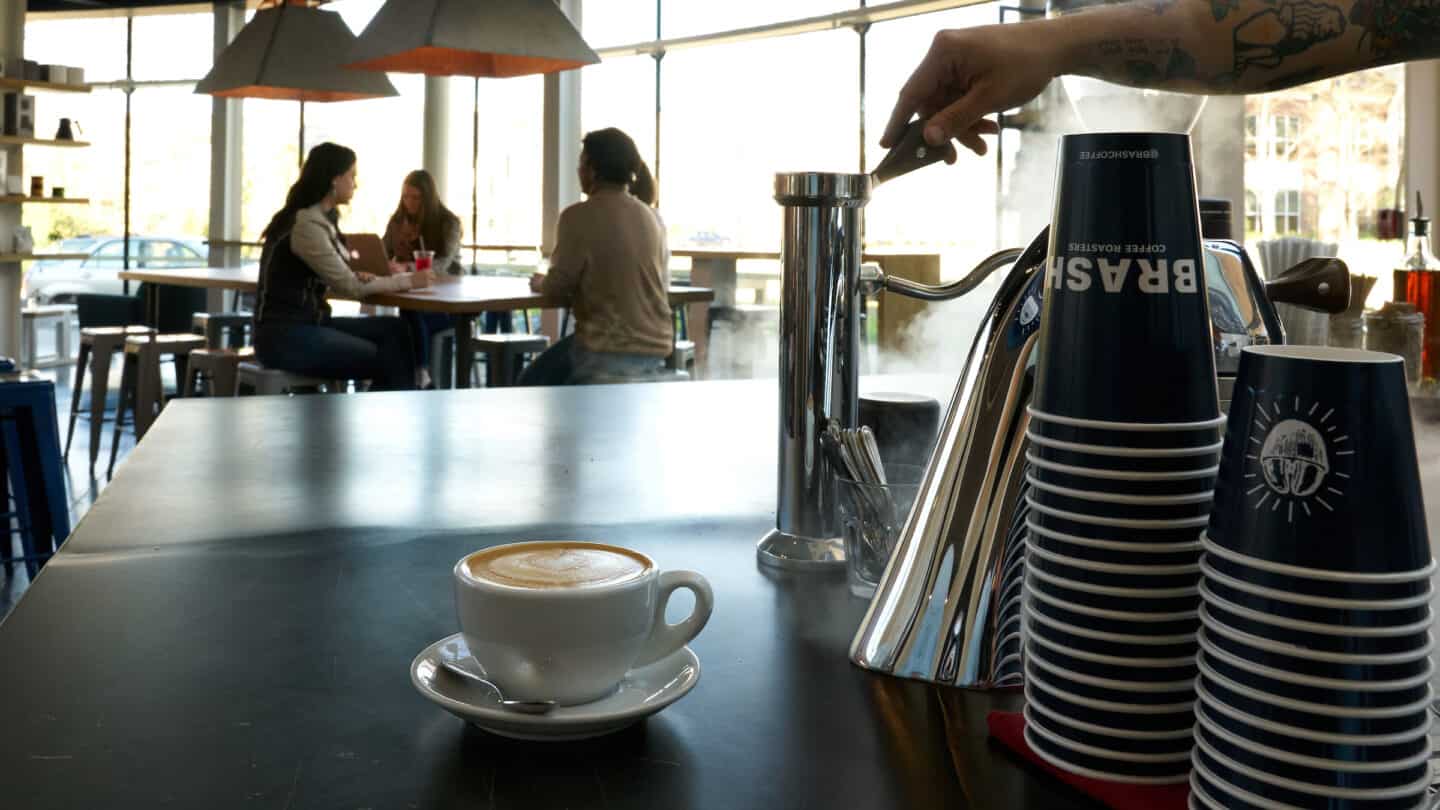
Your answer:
[1244,66,1404,305]
[21,88,125,256]
[661,29,859,253]
[585,0,656,48]
[663,0,857,39]
[472,76,544,248]
[130,87,211,246]
[23,15,127,82]
[241,98,303,242]
[131,11,212,81]
[581,56,656,180]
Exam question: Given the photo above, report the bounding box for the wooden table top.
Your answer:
[0,377,1102,809]
[119,267,713,314]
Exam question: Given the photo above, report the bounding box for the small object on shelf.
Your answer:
[1392,191,1440,380]
[1365,301,1424,386]
[4,176,20,195]
[67,67,84,86]
[28,176,42,198]
[54,118,78,141]
[2,92,35,137]
[47,67,67,85]
[12,226,32,254]
[50,187,63,199]
[0,150,7,181]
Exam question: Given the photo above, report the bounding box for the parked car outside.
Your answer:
[23,235,209,304]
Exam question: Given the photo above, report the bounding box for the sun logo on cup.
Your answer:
[1243,396,1352,524]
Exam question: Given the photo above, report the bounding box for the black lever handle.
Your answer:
[869,120,956,187]
[1264,257,1351,315]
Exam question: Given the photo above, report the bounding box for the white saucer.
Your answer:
[410,633,701,741]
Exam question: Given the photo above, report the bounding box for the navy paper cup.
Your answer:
[1028,409,1223,451]
[1028,474,1214,522]
[1197,645,1431,712]
[1025,450,1218,497]
[1027,689,1195,756]
[1029,648,1196,708]
[1024,601,1198,661]
[1200,565,1432,631]
[1032,132,1220,426]
[1202,541,1434,603]
[1025,708,1192,783]
[1192,740,1427,810]
[1197,671,1431,740]
[1027,584,1200,645]
[1194,721,1431,793]
[1031,432,1222,474]
[1209,346,1430,575]
[1190,768,1266,810]
[1201,584,1432,656]
[1028,542,1202,592]
[1195,699,1430,767]
[1199,618,1432,685]
[1027,672,1196,736]
[1027,495,1210,544]
[1027,630,1198,684]
[1027,560,1200,614]
[1027,521,1202,568]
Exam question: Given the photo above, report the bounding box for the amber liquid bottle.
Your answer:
[1394,194,1440,382]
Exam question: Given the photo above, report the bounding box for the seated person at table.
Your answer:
[254,142,434,391]
[384,169,462,388]
[522,128,673,385]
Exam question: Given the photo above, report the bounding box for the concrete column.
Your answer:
[0,0,26,359]
[1406,60,1440,209]
[423,75,451,202]
[541,0,583,254]
[208,2,244,311]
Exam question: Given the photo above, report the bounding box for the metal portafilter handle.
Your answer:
[860,247,1026,302]
[868,119,958,187]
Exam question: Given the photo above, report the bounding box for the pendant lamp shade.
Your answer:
[196,4,398,102]
[344,0,600,78]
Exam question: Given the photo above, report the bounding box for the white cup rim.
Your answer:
[1195,678,1434,747]
[1023,705,1196,763]
[453,541,657,596]
[1028,579,1200,625]
[1188,765,1272,810]
[1195,703,1435,773]
[1192,731,1435,801]
[1196,652,1435,719]
[1023,719,1193,784]
[1245,345,1404,365]
[1200,556,1435,610]
[1198,604,1437,666]
[1028,645,1197,693]
[1027,471,1217,506]
[1029,688,1196,740]
[1027,429,1225,458]
[1198,628,1436,692]
[1025,661,1197,714]
[1200,580,1434,638]
[1201,534,1438,584]
[1026,605,1197,666]
[1026,450,1220,482]
[1028,495,1212,530]
[1027,518,1204,554]
[1028,539,1202,577]
[1027,405,1228,431]
[1029,558,1201,599]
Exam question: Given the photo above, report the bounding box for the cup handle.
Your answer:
[634,570,713,667]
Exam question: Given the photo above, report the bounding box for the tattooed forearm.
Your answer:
[1066,0,1440,94]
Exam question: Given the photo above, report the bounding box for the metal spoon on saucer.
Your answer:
[439,659,558,715]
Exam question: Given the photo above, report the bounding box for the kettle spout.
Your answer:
[850,228,1050,689]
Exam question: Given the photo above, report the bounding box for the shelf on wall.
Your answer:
[0,78,91,94]
[0,253,88,262]
[0,136,89,148]
[0,196,90,205]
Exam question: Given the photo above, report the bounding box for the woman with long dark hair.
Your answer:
[522,127,672,385]
[384,169,462,387]
[254,142,433,391]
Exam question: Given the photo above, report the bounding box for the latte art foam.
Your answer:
[467,543,650,589]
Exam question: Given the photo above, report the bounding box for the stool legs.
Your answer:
[88,341,116,474]
[63,342,91,460]
[108,354,137,478]
[133,344,160,439]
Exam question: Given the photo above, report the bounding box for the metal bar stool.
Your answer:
[64,325,157,475]
[0,373,72,577]
[192,312,253,349]
[183,347,253,397]
[470,333,550,387]
[109,334,206,477]
[235,361,336,396]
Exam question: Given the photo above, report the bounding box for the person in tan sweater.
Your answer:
[523,128,673,385]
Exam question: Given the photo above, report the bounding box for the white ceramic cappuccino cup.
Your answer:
[453,541,714,706]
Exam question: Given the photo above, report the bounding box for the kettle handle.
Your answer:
[1265,257,1351,315]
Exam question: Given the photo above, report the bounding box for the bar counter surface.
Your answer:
[0,378,1098,809]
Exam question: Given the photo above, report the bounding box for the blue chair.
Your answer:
[0,373,71,578]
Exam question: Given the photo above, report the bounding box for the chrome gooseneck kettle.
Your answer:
[757,125,1351,690]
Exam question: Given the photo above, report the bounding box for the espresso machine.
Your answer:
[758,130,1350,689]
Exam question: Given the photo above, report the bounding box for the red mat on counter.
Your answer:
[987,712,1189,810]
